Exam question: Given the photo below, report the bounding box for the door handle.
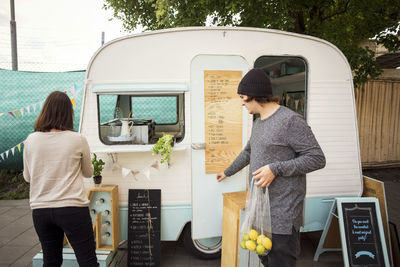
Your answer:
[191,143,205,150]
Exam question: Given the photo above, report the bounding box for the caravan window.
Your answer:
[97,94,184,145]
[254,56,307,118]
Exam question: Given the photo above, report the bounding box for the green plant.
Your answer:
[0,170,29,200]
[92,153,105,177]
[151,133,174,165]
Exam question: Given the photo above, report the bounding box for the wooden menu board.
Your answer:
[204,70,242,173]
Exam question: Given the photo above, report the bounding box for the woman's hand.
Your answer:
[252,165,275,187]
[216,172,227,182]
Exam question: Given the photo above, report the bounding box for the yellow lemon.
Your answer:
[240,240,246,249]
[248,229,259,241]
[262,237,272,250]
[256,244,266,255]
[242,234,250,241]
[245,240,256,251]
[257,234,266,245]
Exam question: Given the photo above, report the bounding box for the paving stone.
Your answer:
[0,245,31,265]
[9,243,41,267]
[7,227,39,247]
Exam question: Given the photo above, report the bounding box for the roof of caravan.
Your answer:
[86,26,349,76]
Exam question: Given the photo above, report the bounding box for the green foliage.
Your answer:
[103,0,400,88]
[92,153,105,177]
[151,133,174,165]
[0,169,29,200]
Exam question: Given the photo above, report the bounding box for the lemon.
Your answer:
[262,237,272,250]
[240,240,246,249]
[242,234,250,241]
[257,234,266,245]
[248,229,259,240]
[256,244,266,255]
[245,240,256,251]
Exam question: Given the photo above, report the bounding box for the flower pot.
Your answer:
[93,176,102,187]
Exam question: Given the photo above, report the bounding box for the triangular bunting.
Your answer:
[71,98,76,108]
[11,147,15,156]
[0,153,4,161]
[26,106,31,114]
[20,108,24,116]
[0,113,4,117]
[13,110,20,118]
[5,150,9,158]
[32,103,37,113]
[8,112,15,118]
[17,143,21,152]
[70,86,76,98]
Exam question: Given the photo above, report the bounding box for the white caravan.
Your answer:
[80,27,363,258]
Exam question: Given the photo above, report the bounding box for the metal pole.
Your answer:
[101,32,105,46]
[10,0,18,70]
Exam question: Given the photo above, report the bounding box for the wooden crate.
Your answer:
[87,184,120,251]
[221,190,247,267]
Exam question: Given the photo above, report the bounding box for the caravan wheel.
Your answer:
[182,223,222,259]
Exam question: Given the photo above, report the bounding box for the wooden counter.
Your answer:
[221,190,248,267]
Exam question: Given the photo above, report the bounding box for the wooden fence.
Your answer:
[355,77,400,168]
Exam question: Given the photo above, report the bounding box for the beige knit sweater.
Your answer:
[23,131,94,209]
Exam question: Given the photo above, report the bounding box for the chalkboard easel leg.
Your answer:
[313,200,340,262]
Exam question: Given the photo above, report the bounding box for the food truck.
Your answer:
[79,27,363,259]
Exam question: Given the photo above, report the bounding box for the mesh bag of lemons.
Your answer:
[239,179,272,256]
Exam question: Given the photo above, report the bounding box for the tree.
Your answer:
[103,0,400,87]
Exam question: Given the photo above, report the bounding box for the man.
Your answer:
[217,68,326,267]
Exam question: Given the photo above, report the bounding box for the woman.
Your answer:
[23,91,98,266]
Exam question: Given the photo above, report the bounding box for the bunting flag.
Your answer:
[0,140,26,164]
[0,85,80,119]
[71,98,76,108]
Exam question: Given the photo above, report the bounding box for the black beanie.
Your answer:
[237,69,272,97]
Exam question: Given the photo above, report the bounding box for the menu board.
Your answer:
[128,189,161,267]
[204,70,243,173]
[341,202,386,266]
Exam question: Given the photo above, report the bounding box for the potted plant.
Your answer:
[151,133,174,167]
[92,153,105,186]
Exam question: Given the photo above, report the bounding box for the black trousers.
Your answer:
[32,207,98,267]
[259,226,300,267]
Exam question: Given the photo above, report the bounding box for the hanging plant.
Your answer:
[151,133,174,166]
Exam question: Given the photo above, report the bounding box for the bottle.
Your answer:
[102,221,111,229]
[96,198,105,205]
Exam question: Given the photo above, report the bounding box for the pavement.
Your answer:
[0,168,399,267]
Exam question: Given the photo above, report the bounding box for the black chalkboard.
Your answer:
[340,201,386,266]
[128,189,161,267]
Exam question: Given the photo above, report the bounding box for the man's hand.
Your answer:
[252,165,275,187]
[216,172,227,182]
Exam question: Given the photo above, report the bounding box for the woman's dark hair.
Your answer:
[34,91,74,132]
[244,95,280,104]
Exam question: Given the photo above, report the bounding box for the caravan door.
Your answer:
[191,55,249,239]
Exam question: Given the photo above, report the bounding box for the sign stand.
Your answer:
[314,197,390,267]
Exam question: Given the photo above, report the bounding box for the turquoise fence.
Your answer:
[0,69,86,170]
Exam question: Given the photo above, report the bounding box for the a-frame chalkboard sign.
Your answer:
[315,197,390,267]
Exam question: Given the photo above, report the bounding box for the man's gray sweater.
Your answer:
[224,106,326,234]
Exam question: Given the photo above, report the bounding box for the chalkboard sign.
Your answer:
[337,197,389,267]
[128,189,161,267]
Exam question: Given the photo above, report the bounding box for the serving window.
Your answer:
[97,94,184,145]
